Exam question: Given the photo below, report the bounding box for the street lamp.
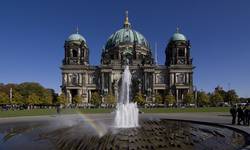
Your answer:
[193,86,197,108]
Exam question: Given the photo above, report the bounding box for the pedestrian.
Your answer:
[237,105,244,125]
[244,105,249,125]
[247,105,250,126]
[243,105,248,125]
[230,105,237,125]
[56,104,61,115]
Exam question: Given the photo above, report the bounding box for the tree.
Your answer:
[57,93,67,106]
[73,95,82,105]
[0,92,9,104]
[183,93,194,105]
[12,91,24,105]
[214,86,227,102]
[154,92,163,104]
[39,89,53,105]
[27,93,39,105]
[226,90,238,105]
[90,92,102,107]
[164,94,175,106]
[133,92,145,106]
[105,93,116,106]
[0,82,57,105]
[197,91,209,106]
[210,92,223,106]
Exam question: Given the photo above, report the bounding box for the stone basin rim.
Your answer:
[160,118,250,149]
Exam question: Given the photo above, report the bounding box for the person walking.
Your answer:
[237,105,244,125]
[243,105,249,125]
[56,104,61,115]
[246,105,250,126]
[230,105,237,125]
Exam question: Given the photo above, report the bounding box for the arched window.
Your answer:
[178,48,185,57]
[72,49,78,57]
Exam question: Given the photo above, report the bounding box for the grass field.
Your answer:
[0,107,230,118]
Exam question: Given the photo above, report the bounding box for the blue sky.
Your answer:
[0,0,249,97]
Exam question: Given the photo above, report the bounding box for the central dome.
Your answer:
[105,28,149,49]
[105,12,149,50]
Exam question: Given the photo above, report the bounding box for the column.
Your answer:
[101,73,104,91]
[89,90,92,102]
[152,73,155,94]
[186,73,189,84]
[176,89,179,107]
[67,89,72,104]
[109,72,112,93]
[62,73,65,85]
[67,73,69,85]
[144,72,147,91]
[85,72,88,85]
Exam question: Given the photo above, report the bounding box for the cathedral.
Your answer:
[61,12,195,106]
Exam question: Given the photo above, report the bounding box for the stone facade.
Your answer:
[61,13,194,106]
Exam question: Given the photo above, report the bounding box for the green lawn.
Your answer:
[0,107,230,118]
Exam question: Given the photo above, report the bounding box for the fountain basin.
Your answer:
[0,114,248,150]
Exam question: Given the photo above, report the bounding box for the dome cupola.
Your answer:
[170,27,187,41]
[67,27,87,44]
[67,33,86,42]
[64,27,89,65]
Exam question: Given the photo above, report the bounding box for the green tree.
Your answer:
[0,92,9,104]
[27,93,39,105]
[39,89,53,104]
[16,82,45,103]
[155,92,163,104]
[12,91,24,104]
[226,90,238,105]
[210,92,223,106]
[197,91,209,106]
[133,92,145,106]
[214,86,227,102]
[90,92,102,107]
[73,95,82,105]
[57,93,67,105]
[105,93,116,106]
[164,94,175,106]
[183,93,194,105]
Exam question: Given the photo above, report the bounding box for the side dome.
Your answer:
[170,27,187,41]
[105,28,149,49]
[67,33,86,42]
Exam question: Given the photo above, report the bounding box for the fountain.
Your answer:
[0,62,248,150]
[114,65,139,128]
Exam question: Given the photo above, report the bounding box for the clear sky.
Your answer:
[0,0,249,97]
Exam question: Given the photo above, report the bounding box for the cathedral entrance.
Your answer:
[70,89,78,103]
[176,89,188,106]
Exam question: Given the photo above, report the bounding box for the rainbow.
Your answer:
[76,111,108,137]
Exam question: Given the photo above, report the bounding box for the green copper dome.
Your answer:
[105,28,149,49]
[171,27,187,41]
[105,11,149,50]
